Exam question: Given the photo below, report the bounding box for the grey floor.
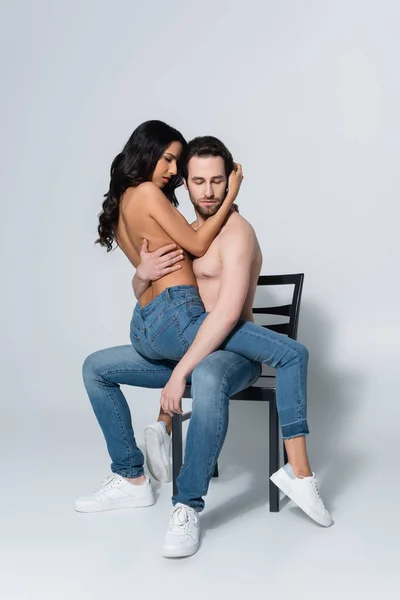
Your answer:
[2,385,399,600]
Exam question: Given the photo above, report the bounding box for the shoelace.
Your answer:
[312,478,324,505]
[169,505,191,533]
[94,474,120,496]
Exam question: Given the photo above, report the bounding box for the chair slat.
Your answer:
[257,274,299,286]
[253,304,291,316]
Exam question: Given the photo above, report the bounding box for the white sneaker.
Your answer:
[74,474,155,513]
[270,465,333,527]
[162,503,200,558]
[144,422,172,483]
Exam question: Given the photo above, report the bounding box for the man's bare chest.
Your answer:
[192,239,222,281]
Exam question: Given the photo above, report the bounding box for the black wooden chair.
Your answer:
[172,273,305,512]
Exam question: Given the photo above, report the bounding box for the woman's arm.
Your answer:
[123,165,243,257]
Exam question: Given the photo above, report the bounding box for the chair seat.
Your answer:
[231,384,275,401]
[183,374,277,403]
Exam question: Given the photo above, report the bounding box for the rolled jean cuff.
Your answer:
[112,467,145,479]
[172,498,203,513]
[281,419,309,440]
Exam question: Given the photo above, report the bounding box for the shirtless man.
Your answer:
[76,136,331,559]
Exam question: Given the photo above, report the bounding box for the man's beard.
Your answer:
[193,200,223,218]
[190,190,227,218]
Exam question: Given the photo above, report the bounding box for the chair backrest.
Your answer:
[253,274,304,341]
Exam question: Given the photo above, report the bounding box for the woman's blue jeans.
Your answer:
[131,285,310,442]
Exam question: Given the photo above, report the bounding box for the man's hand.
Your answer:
[136,239,184,282]
[160,371,186,417]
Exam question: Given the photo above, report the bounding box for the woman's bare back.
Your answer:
[116,185,197,306]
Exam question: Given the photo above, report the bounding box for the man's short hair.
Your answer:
[182,136,234,181]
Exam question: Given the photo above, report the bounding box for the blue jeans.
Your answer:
[82,345,261,511]
[131,285,310,440]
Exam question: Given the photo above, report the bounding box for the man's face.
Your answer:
[186,156,227,218]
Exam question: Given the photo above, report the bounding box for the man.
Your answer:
[76,137,332,558]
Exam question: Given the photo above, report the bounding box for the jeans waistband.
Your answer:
[137,285,200,319]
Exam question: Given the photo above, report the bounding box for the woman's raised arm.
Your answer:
[123,165,243,257]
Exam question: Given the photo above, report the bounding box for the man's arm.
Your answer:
[132,269,151,301]
[160,225,256,415]
[177,226,255,378]
[132,239,184,300]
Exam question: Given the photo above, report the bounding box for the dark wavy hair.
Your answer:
[96,120,187,251]
[181,135,234,182]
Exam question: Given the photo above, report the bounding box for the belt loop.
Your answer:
[136,302,143,321]
[165,288,171,302]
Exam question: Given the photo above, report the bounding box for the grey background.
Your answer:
[1,1,399,598]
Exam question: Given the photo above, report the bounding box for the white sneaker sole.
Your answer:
[270,470,333,527]
[162,541,200,558]
[144,425,171,483]
[74,492,155,513]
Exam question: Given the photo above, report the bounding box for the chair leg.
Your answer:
[213,461,219,478]
[172,414,183,497]
[283,445,288,465]
[268,390,280,512]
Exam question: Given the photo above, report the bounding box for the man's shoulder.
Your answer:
[218,212,262,267]
[219,212,257,243]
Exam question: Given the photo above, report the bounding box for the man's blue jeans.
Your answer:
[131,286,310,441]
[82,346,261,511]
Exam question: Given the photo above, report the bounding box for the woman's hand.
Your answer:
[161,371,186,416]
[227,162,243,201]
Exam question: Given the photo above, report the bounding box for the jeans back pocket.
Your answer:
[149,314,189,361]
[186,298,205,320]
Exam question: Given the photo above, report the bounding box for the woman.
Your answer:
[96,120,332,528]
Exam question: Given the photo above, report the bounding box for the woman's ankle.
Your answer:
[124,474,146,485]
[158,415,172,435]
[290,464,312,478]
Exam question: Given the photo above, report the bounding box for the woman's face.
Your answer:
[152,141,183,188]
